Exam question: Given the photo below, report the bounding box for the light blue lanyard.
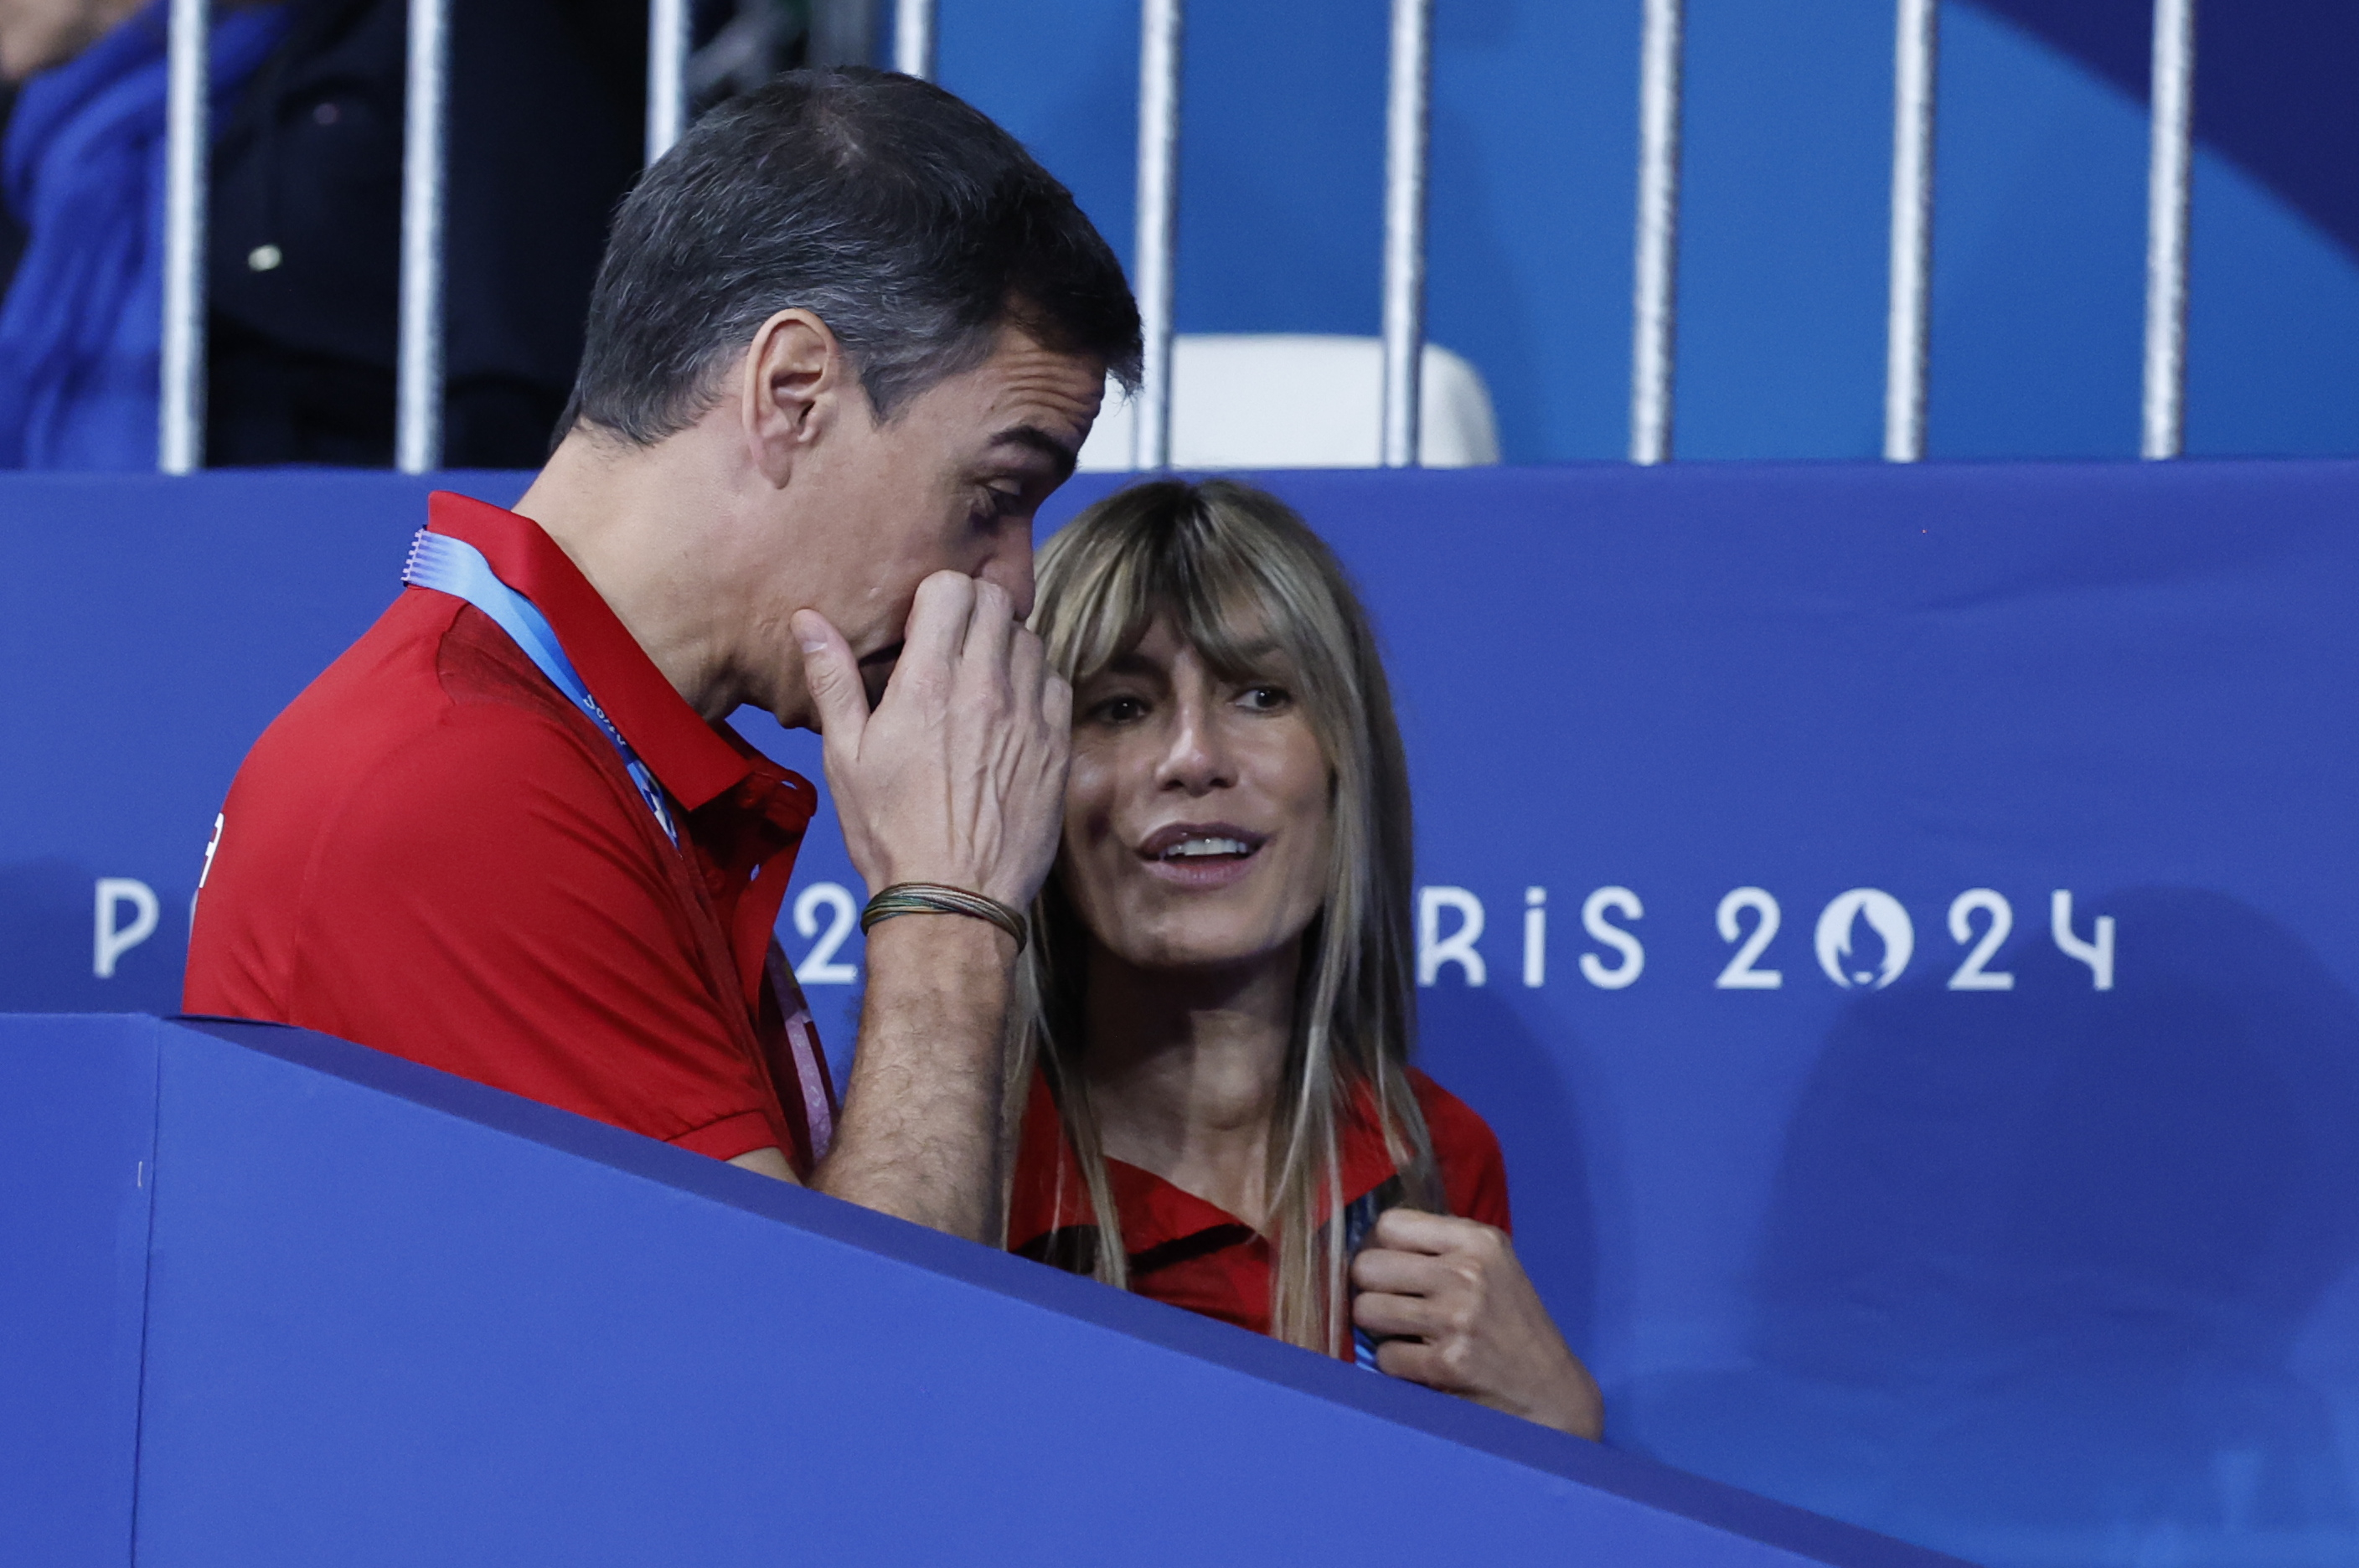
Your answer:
[401,529,678,846]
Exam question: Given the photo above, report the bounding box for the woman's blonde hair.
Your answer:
[1013,477,1441,1354]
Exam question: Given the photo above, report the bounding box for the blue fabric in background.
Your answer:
[0,1,286,471]
[8,0,2351,469]
[922,0,2359,464]
[5,460,2357,1566]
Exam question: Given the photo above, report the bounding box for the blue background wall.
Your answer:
[918,0,2359,463]
[8,461,2359,1565]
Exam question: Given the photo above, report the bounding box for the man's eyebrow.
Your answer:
[987,424,1079,481]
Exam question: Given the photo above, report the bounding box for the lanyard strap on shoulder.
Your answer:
[402,529,679,845]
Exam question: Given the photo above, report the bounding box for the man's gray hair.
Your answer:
[560,69,1141,446]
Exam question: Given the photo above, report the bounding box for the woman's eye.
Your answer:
[1238,685,1291,712]
[1088,694,1147,725]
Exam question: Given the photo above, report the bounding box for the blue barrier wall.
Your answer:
[0,1013,1949,1566]
[7,462,2359,1565]
[0,1017,153,1565]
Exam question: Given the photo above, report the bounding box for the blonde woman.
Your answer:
[1006,477,1603,1438]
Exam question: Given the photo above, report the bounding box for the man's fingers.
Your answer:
[1041,668,1073,734]
[896,570,978,687]
[959,577,1019,684]
[792,609,869,747]
[1008,624,1050,712]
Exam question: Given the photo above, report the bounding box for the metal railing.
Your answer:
[892,0,936,84]
[154,0,2200,474]
[1628,0,1681,466]
[157,0,209,475]
[1130,0,1184,471]
[393,0,449,473]
[647,0,694,162]
[1627,0,2195,464]
[1883,0,1937,463]
[1378,0,1433,469]
[2142,0,2196,460]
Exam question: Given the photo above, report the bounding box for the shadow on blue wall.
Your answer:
[1622,888,2359,1565]
[1980,0,2359,261]
[1418,983,1603,1364]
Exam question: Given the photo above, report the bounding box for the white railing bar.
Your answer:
[895,0,937,80]
[1131,0,1182,471]
[2141,0,2195,460]
[159,0,210,474]
[1629,0,1683,466]
[395,0,450,473]
[647,0,691,163]
[1883,0,1938,463]
[1379,0,1432,469]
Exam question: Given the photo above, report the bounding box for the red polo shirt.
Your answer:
[1006,1066,1511,1350]
[186,493,834,1171]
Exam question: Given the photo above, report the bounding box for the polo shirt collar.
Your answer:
[1011,1070,1406,1256]
[426,492,788,818]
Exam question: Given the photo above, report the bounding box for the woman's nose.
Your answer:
[1156,698,1234,793]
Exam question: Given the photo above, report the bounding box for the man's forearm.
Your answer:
[810,916,1013,1240]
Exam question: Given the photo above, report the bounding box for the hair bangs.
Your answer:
[1040,483,1358,744]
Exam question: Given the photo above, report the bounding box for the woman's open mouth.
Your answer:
[1137,823,1267,890]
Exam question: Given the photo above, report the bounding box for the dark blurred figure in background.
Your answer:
[203,0,643,467]
[2,0,876,469]
[0,0,288,467]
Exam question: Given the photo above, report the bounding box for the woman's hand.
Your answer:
[1349,1208,1604,1440]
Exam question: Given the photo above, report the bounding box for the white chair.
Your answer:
[1076,334,1500,472]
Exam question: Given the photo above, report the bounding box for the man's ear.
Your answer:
[739,309,858,487]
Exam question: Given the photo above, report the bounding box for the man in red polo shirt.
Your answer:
[185,70,1141,1243]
